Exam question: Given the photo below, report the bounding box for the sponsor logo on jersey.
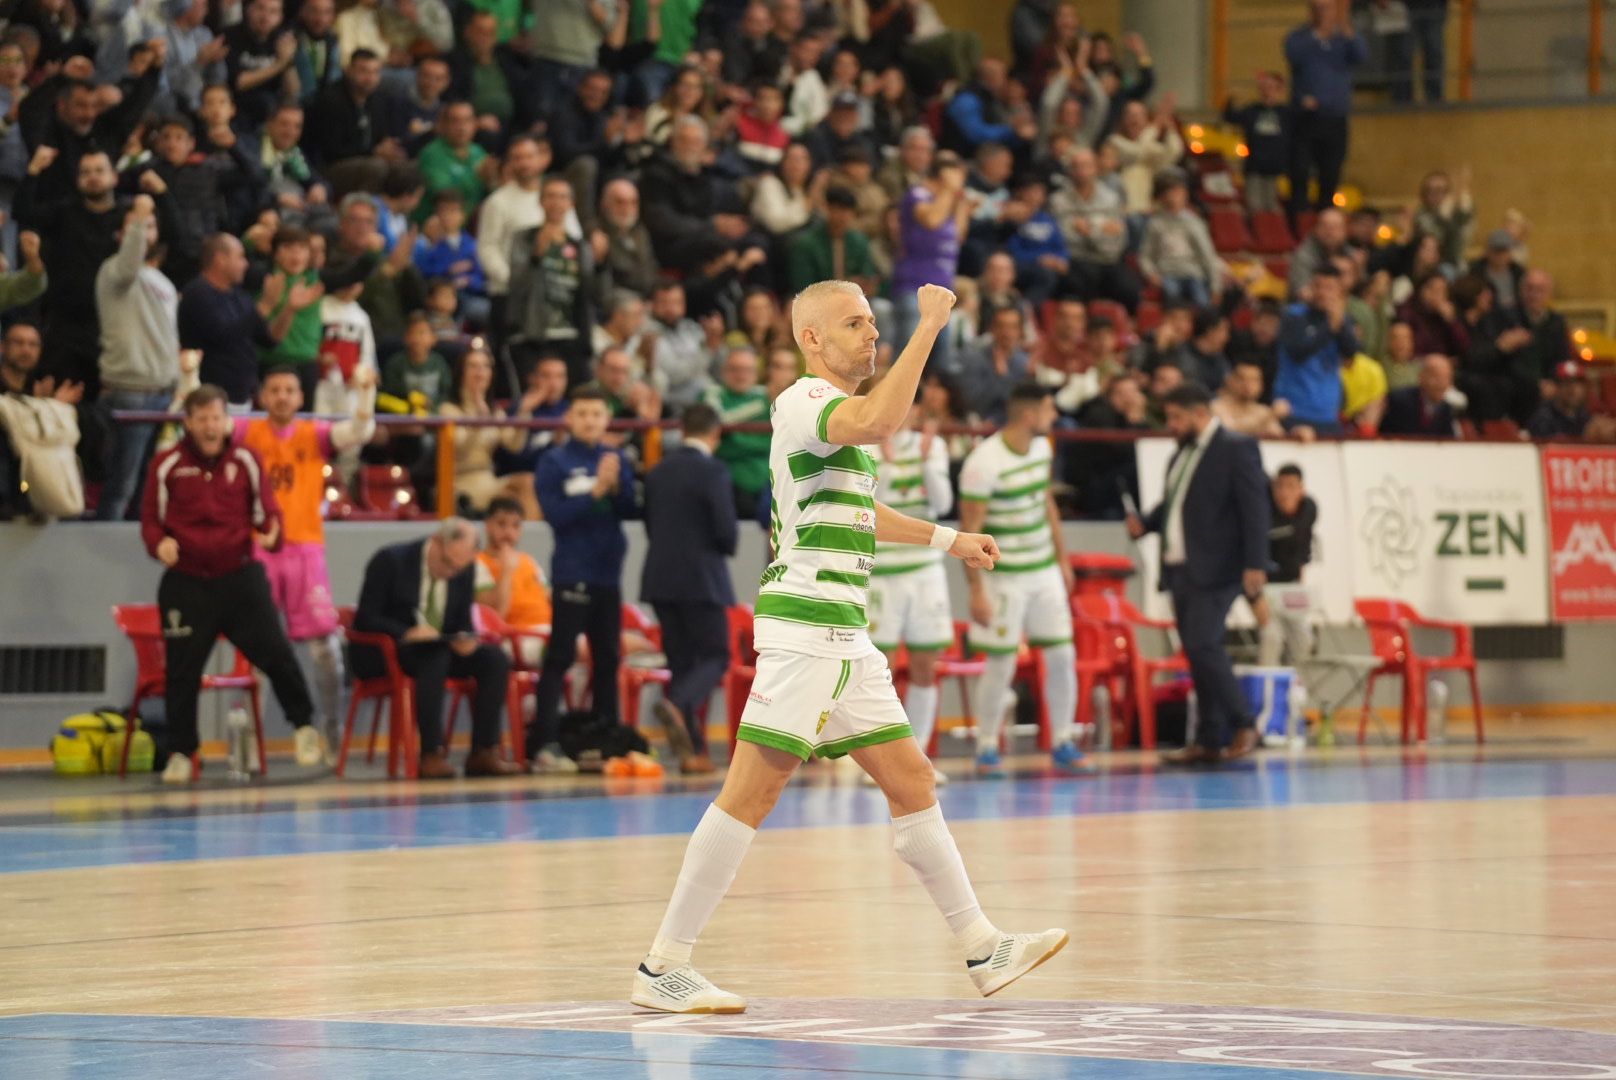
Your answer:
[808,385,831,399]
[851,509,874,533]
[748,690,773,706]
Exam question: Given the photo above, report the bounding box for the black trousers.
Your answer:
[1062,260,1142,313]
[1288,112,1349,215]
[527,582,621,754]
[396,641,510,754]
[652,601,731,754]
[158,563,314,756]
[1165,567,1251,751]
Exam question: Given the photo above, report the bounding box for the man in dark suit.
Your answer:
[641,404,738,775]
[1127,383,1271,765]
[1379,354,1457,438]
[353,518,523,779]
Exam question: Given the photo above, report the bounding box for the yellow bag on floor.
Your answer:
[51,711,151,776]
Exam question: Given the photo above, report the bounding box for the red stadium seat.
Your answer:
[1208,208,1254,254]
[724,605,757,748]
[357,465,422,519]
[1249,211,1295,255]
[1086,299,1133,344]
[1294,210,1318,240]
[1071,594,1188,749]
[619,603,672,729]
[111,604,267,778]
[1354,599,1483,746]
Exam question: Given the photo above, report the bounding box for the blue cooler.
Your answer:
[1235,666,1299,745]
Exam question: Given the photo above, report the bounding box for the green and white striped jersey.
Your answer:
[867,429,952,576]
[957,433,1056,573]
[755,376,880,658]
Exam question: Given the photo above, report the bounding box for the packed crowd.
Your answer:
[0,0,1607,526]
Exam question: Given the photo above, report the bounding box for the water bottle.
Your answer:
[1426,679,1449,745]
[227,707,252,780]
[1091,684,1113,752]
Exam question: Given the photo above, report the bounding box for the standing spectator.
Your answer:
[1527,361,1592,440]
[1273,265,1357,435]
[225,0,297,130]
[416,100,498,219]
[140,384,322,783]
[1127,382,1270,765]
[1138,169,1222,308]
[1284,0,1366,213]
[1049,147,1137,310]
[478,135,557,343]
[448,11,525,145]
[788,185,879,296]
[352,518,523,778]
[1389,0,1448,103]
[640,402,737,775]
[507,176,601,386]
[96,196,178,522]
[1413,167,1473,272]
[1213,359,1288,439]
[547,68,618,215]
[702,346,770,515]
[722,1,784,87]
[528,387,639,770]
[955,305,1031,425]
[1471,269,1572,424]
[530,0,611,117]
[646,278,718,408]
[891,152,968,366]
[237,366,376,750]
[0,322,78,520]
[1378,353,1457,438]
[292,0,343,106]
[1222,70,1293,214]
[1105,97,1184,215]
[474,496,552,666]
[1286,207,1348,298]
[181,233,319,408]
[594,177,660,300]
[20,50,162,194]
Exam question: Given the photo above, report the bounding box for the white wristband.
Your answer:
[929,525,958,552]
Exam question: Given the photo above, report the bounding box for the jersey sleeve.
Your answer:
[780,380,849,456]
[957,445,996,503]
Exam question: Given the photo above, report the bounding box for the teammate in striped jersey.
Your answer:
[632,281,1068,1015]
[865,400,954,783]
[958,383,1091,777]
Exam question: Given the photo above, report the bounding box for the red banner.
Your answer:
[1542,446,1616,621]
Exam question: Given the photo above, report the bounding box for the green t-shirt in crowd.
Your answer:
[382,350,454,411]
[464,0,527,42]
[259,268,323,366]
[631,0,700,65]
[469,61,514,125]
[416,139,490,221]
[703,383,771,496]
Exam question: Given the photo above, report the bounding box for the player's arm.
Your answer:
[957,494,996,625]
[1046,485,1074,593]
[329,369,378,451]
[875,499,999,570]
[824,284,956,445]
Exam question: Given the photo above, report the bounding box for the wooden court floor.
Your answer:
[1,719,1614,1078]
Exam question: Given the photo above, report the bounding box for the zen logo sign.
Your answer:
[1343,445,1548,624]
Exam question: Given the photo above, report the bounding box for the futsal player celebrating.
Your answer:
[958,383,1091,777]
[237,364,377,755]
[631,281,1068,1015]
[865,395,955,784]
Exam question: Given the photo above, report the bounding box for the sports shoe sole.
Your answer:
[629,991,747,1015]
[977,931,1070,997]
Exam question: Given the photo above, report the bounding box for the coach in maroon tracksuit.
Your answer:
[140,383,315,779]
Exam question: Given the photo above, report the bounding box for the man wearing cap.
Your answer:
[805,90,877,170]
[1467,229,1525,309]
[1527,362,1592,440]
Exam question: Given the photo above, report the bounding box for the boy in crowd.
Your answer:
[475,495,551,667]
[1139,170,1221,309]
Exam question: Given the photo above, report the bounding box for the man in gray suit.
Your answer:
[642,403,739,774]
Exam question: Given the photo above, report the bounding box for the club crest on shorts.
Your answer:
[815,709,830,735]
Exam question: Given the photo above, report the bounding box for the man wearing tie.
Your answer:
[352,518,523,778]
[1127,383,1271,764]
[641,403,739,775]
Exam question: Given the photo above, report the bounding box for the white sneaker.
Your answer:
[162,754,198,784]
[966,929,1069,997]
[294,726,329,767]
[630,963,747,1014]
[531,747,580,774]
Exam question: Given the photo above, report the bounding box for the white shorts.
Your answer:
[968,564,1073,655]
[867,563,954,652]
[737,649,913,761]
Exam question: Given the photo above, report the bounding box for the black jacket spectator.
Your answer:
[641,151,734,274]
[1069,388,1150,519]
[1468,304,1572,424]
[1268,494,1317,583]
[1378,385,1455,438]
[19,67,160,193]
[1222,98,1293,179]
[303,62,386,167]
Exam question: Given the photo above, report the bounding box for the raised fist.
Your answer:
[915,283,957,330]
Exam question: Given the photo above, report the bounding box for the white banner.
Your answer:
[1341,442,1549,624]
[1135,438,1354,623]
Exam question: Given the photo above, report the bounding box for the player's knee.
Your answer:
[907,651,939,686]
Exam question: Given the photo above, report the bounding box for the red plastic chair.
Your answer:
[1208,207,1254,254]
[111,604,267,778]
[619,603,672,728]
[1069,604,1130,747]
[336,606,419,779]
[1071,594,1187,749]
[1249,211,1295,255]
[356,464,422,519]
[1354,599,1484,745]
[723,605,758,747]
[925,620,988,755]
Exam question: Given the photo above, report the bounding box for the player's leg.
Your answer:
[221,563,319,759]
[843,659,1068,996]
[970,579,1024,778]
[903,564,956,777]
[1025,567,1091,774]
[284,543,344,757]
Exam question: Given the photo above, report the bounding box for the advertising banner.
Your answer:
[1541,446,1616,621]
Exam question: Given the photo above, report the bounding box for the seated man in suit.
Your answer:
[1378,354,1458,439]
[353,518,523,779]
[641,403,738,775]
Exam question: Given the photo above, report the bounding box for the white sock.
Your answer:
[975,652,1019,752]
[892,803,999,958]
[645,804,756,973]
[905,682,940,754]
[1042,644,1078,748]
[305,633,344,742]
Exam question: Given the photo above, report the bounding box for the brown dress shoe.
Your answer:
[464,746,525,777]
[418,748,456,779]
[1221,727,1260,762]
[1159,744,1220,766]
[653,700,696,761]
[680,753,717,775]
